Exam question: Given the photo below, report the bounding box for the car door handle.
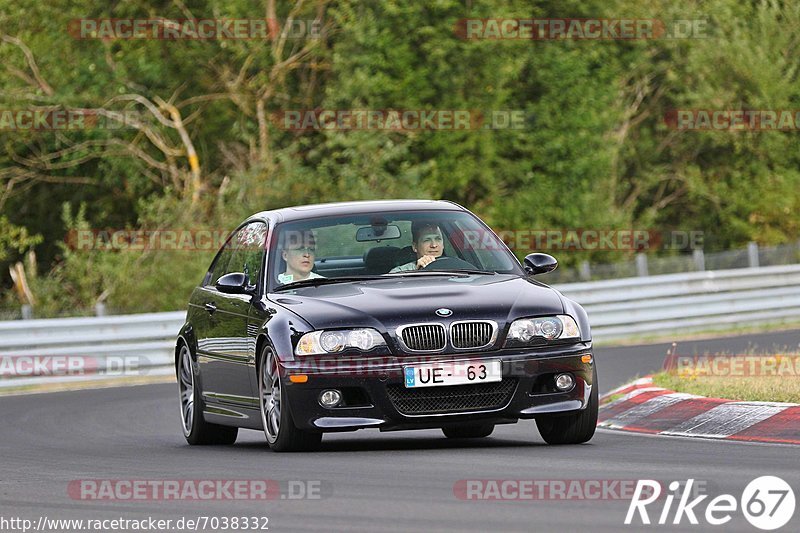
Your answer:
[204,302,217,313]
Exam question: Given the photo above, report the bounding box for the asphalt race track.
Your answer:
[2,330,799,532]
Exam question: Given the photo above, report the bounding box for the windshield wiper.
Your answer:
[383,271,469,278]
[435,268,497,275]
[275,270,497,291]
[274,275,384,291]
[385,269,496,277]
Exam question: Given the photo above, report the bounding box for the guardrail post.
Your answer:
[693,249,705,271]
[579,260,591,281]
[635,253,649,276]
[21,304,33,320]
[747,242,759,268]
[95,302,107,317]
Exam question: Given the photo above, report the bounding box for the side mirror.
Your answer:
[523,253,558,275]
[215,272,253,294]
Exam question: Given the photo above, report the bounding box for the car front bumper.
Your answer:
[280,343,595,432]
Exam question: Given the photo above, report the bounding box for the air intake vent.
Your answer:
[450,321,496,349]
[387,379,517,415]
[398,324,446,352]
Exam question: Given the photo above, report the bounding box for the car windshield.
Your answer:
[269,210,523,290]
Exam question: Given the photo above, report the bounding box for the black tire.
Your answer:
[535,367,598,445]
[177,344,238,445]
[259,346,322,452]
[442,423,495,439]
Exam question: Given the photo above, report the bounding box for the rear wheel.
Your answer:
[535,368,598,445]
[259,347,322,452]
[177,344,238,445]
[442,423,495,439]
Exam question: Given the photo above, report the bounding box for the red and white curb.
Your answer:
[598,376,800,445]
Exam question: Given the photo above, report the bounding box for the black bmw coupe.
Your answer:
[176,200,597,451]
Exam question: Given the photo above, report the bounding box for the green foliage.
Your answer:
[2,0,800,316]
[0,216,42,262]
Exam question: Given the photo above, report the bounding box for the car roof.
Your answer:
[246,199,466,224]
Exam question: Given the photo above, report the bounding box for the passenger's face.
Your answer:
[413,228,444,258]
[283,243,316,276]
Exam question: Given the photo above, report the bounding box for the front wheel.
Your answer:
[535,368,598,445]
[177,344,238,445]
[259,347,322,452]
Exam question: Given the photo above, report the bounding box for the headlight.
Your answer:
[295,328,386,356]
[505,315,580,345]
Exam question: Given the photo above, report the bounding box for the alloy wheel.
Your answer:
[178,345,194,436]
[261,351,281,442]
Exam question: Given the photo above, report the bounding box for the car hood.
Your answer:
[271,274,565,331]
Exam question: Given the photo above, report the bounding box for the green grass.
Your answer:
[652,364,800,404]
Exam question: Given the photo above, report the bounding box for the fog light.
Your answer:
[554,373,574,391]
[319,389,342,408]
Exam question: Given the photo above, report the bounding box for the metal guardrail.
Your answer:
[1,264,799,389]
[559,264,800,339]
[0,311,184,388]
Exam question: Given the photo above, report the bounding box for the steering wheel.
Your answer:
[420,256,477,271]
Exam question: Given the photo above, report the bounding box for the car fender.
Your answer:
[176,322,198,363]
[257,300,315,365]
[556,293,592,342]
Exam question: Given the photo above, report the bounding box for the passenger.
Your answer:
[278,230,324,284]
[390,221,444,272]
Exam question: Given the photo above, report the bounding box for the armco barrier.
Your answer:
[1,264,799,389]
[0,311,184,388]
[561,264,800,338]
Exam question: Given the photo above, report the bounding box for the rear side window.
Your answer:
[227,222,268,286]
[206,222,267,286]
[207,237,235,286]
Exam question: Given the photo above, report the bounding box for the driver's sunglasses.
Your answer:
[288,246,316,254]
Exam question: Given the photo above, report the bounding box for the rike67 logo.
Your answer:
[626,476,795,530]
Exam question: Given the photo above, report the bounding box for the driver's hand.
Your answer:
[416,255,436,269]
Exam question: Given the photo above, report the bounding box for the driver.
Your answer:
[278,230,325,284]
[390,221,444,272]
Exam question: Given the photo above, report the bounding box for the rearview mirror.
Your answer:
[523,253,558,275]
[215,272,253,294]
[356,224,401,242]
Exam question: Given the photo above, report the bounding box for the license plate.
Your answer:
[403,360,502,388]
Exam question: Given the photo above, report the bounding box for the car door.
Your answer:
[194,221,267,412]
